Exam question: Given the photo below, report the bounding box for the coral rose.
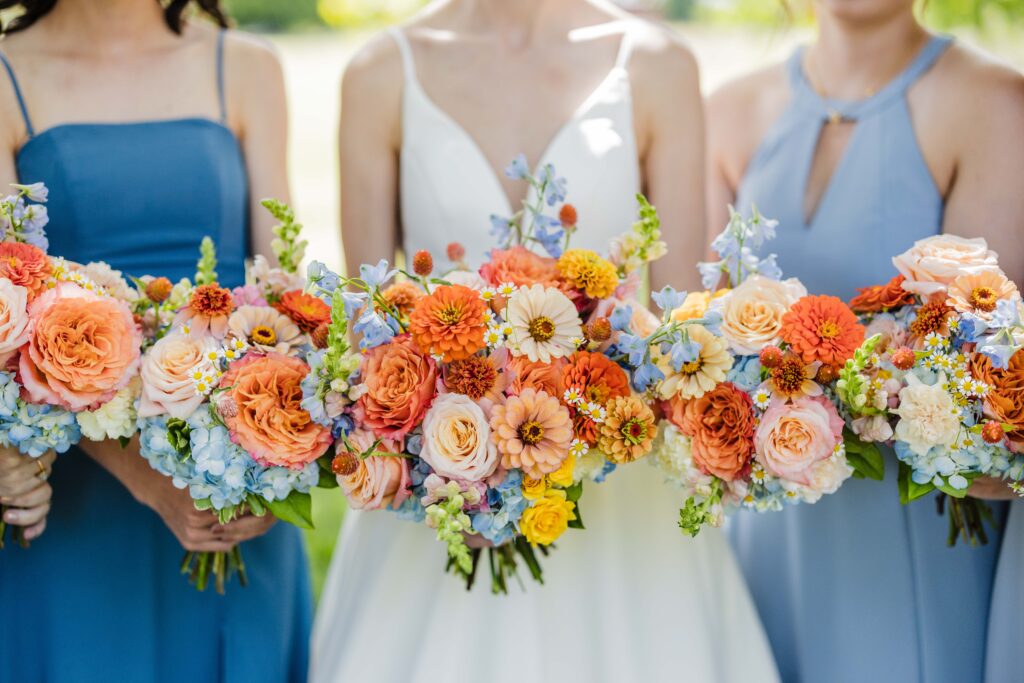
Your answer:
[337,431,411,511]
[974,350,1024,452]
[755,395,843,485]
[781,295,865,367]
[275,289,331,334]
[420,393,499,482]
[138,331,220,419]
[355,334,438,438]
[717,275,807,355]
[893,234,999,297]
[508,356,566,397]
[0,279,30,366]
[849,275,917,313]
[671,382,756,481]
[219,352,332,468]
[480,246,561,289]
[0,242,51,301]
[490,388,573,479]
[408,284,488,362]
[19,283,141,411]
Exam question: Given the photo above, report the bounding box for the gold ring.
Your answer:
[35,459,49,481]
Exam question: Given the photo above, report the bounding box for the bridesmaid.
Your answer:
[0,1,311,681]
[706,1,1024,681]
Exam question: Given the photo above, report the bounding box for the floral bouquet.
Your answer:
[644,207,881,537]
[0,183,141,548]
[305,156,669,593]
[135,200,333,592]
[836,234,1024,545]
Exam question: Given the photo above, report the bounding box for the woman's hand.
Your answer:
[80,437,276,552]
[0,447,55,541]
[968,476,1020,501]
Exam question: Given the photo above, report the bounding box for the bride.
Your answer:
[312,2,779,681]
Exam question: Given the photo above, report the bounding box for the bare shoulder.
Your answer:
[221,28,283,72]
[929,41,1024,119]
[626,19,699,88]
[340,30,404,103]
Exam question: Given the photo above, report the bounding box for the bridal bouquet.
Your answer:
[135,201,333,591]
[306,156,667,593]
[648,208,880,536]
[837,234,1024,545]
[0,183,141,548]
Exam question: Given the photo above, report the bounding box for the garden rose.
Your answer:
[355,335,438,438]
[671,382,755,481]
[716,275,806,355]
[0,279,30,366]
[337,431,411,511]
[420,393,498,482]
[755,395,844,484]
[520,490,576,546]
[479,246,561,289]
[219,353,333,468]
[893,234,999,297]
[891,373,960,456]
[19,283,141,410]
[138,332,220,419]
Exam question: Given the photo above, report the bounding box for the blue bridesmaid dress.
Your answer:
[985,503,1023,682]
[730,35,1006,683]
[0,33,311,683]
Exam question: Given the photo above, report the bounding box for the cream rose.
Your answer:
[137,332,219,419]
[892,373,960,456]
[784,455,855,503]
[420,393,498,482]
[755,395,844,485]
[338,431,411,511]
[716,275,807,355]
[892,235,999,297]
[0,279,30,366]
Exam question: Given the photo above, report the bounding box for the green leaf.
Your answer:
[898,461,936,504]
[265,491,315,530]
[246,494,266,517]
[568,500,585,530]
[316,456,339,489]
[843,429,885,481]
[564,480,584,503]
[193,498,213,511]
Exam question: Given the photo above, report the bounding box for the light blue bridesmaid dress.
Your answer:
[985,503,1023,682]
[730,35,1006,683]
[0,32,311,683]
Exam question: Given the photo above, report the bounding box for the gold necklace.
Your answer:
[806,52,882,125]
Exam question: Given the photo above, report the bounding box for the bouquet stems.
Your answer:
[937,494,997,547]
[179,547,249,594]
[450,539,552,595]
[0,504,29,550]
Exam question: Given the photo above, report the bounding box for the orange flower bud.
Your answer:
[412,250,433,277]
[145,276,173,304]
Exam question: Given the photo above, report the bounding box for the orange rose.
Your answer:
[219,352,333,468]
[19,283,141,411]
[479,246,561,289]
[974,350,1024,452]
[508,356,565,397]
[669,382,755,481]
[0,242,51,301]
[849,275,917,313]
[355,334,438,438]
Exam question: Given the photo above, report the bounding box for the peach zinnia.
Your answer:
[781,295,865,368]
[946,270,1020,319]
[0,242,51,301]
[176,283,234,338]
[597,395,657,464]
[409,284,488,362]
[490,388,573,479]
[275,289,331,334]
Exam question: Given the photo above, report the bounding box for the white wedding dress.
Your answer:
[311,26,780,683]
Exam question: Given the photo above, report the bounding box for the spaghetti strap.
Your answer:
[388,27,417,85]
[0,50,35,137]
[614,25,636,70]
[216,30,227,123]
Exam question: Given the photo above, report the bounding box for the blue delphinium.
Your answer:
[0,372,79,457]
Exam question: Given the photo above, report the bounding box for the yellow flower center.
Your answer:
[679,358,704,376]
[436,304,464,326]
[969,286,998,312]
[518,420,545,445]
[528,316,556,343]
[249,325,278,346]
[818,320,840,339]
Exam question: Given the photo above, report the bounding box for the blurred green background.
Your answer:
[214,0,1024,600]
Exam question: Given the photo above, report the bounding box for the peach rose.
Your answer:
[337,431,411,511]
[19,283,141,410]
[893,234,999,297]
[479,246,561,289]
[716,275,807,356]
[671,382,756,481]
[0,279,30,366]
[219,353,333,468]
[355,334,438,438]
[420,393,498,482]
[508,356,566,396]
[138,332,220,419]
[755,395,843,485]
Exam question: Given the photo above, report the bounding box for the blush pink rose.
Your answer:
[0,279,31,367]
[755,395,843,485]
[337,431,411,511]
[892,234,999,297]
[19,283,142,411]
[138,332,220,419]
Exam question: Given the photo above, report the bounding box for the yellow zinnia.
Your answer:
[557,249,619,299]
[520,490,576,545]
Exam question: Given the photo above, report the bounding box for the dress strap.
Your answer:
[388,27,418,86]
[614,25,635,70]
[0,50,35,137]
[216,30,227,123]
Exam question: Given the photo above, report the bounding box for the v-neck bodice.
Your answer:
[735,35,952,300]
[390,26,641,265]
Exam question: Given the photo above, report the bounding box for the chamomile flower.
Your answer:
[569,439,589,459]
[483,327,505,348]
[497,282,517,298]
[563,388,583,405]
[752,387,772,410]
[480,288,497,302]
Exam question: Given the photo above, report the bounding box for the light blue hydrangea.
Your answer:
[0,372,79,457]
[473,470,528,545]
[727,355,763,393]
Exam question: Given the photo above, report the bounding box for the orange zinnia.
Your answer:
[781,295,865,367]
[849,275,917,313]
[275,290,331,333]
[408,284,488,362]
[561,351,630,444]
